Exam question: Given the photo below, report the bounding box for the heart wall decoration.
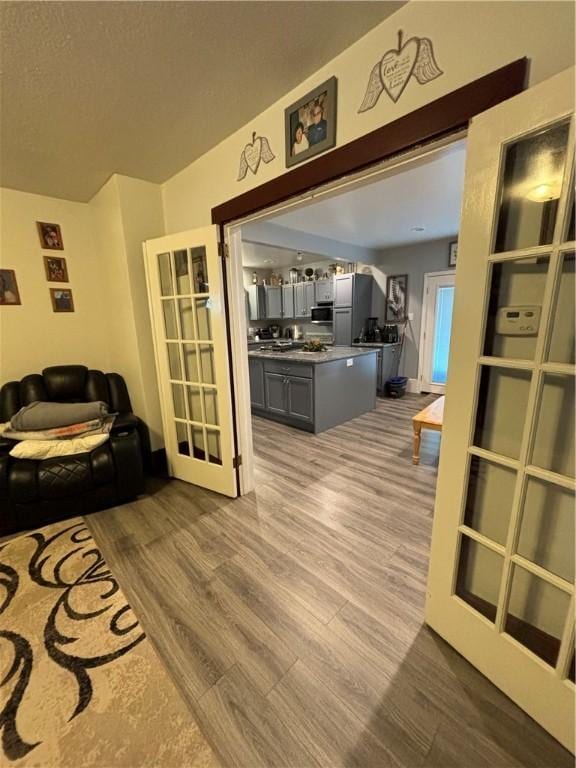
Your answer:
[237,131,276,181]
[358,30,443,113]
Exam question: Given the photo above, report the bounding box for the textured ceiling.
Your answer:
[0,1,404,202]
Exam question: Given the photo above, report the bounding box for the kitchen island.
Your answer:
[248,346,378,432]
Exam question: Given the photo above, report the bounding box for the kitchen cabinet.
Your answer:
[249,350,377,432]
[333,307,352,346]
[333,273,373,345]
[265,286,282,319]
[286,376,313,422]
[264,372,287,414]
[294,282,314,318]
[282,285,294,318]
[249,358,265,407]
[314,279,334,303]
[353,342,402,391]
[334,274,354,307]
[247,285,265,320]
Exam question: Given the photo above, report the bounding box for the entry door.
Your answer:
[420,272,455,393]
[426,67,575,750]
[144,227,237,497]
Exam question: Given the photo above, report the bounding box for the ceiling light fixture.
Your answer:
[410,226,425,232]
[296,251,303,262]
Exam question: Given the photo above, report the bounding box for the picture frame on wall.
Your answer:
[284,76,337,169]
[385,274,408,323]
[43,255,69,282]
[37,221,64,250]
[0,269,21,305]
[50,288,74,312]
[449,241,458,267]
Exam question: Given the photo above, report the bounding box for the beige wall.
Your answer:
[0,187,110,382]
[162,1,575,232]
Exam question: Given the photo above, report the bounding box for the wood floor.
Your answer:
[87,394,571,768]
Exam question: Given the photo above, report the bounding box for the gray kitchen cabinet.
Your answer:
[247,285,265,320]
[314,279,334,303]
[265,286,282,319]
[264,372,287,414]
[381,343,402,383]
[333,307,353,345]
[294,283,314,318]
[334,274,354,307]
[249,358,265,407]
[282,285,294,318]
[286,376,313,422]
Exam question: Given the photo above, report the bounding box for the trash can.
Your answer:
[385,376,408,398]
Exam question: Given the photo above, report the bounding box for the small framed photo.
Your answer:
[37,221,64,250]
[0,269,21,305]
[285,76,337,169]
[449,241,458,267]
[50,288,74,312]
[43,255,69,282]
[385,274,408,323]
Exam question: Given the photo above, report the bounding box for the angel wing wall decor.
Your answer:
[237,131,276,181]
[358,30,443,113]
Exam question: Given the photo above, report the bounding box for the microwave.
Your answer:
[311,304,333,324]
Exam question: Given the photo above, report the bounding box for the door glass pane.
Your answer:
[174,250,190,294]
[464,457,516,545]
[547,251,575,364]
[494,121,569,253]
[206,429,222,465]
[187,386,203,422]
[179,299,196,340]
[183,345,200,383]
[483,256,548,360]
[158,252,173,296]
[505,565,569,666]
[517,478,574,583]
[566,184,575,242]
[455,536,503,622]
[196,299,212,340]
[473,366,531,459]
[569,652,575,684]
[172,384,186,419]
[162,300,177,339]
[175,421,190,456]
[191,426,205,460]
[200,345,215,384]
[166,343,182,380]
[531,374,575,477]
[431,286,454,384]
[191,247,209,293]
[203,387,219,425]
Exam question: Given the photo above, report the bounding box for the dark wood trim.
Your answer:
[212,58,528,226]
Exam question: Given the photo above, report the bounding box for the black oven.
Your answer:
[311,304,333,324]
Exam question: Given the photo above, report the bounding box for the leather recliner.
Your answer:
[0,365,148,536]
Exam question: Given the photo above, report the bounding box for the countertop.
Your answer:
[248,346,378,364]
[352,342,401,347]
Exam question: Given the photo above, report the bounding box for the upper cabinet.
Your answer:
[247,284,265,320]
[334,274,354,307]
[314,279,334,303]
[265,286,282,319]
[282,285,294,319]
[294,283,314,318]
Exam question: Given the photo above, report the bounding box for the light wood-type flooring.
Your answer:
[87,394,572,768]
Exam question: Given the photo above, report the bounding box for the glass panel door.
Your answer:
[144,227,237,497]
[426,68,575,752]
[421,272,456,394]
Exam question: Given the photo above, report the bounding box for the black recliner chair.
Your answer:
[0,365,148,536]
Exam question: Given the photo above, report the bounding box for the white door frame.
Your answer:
[418,270,456,394]
[225,134,467,495]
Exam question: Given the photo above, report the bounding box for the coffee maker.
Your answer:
[382,323,400,343]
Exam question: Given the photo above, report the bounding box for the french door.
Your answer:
[426,67,575,750]
[420,272,455,394]
[144,227,237,497]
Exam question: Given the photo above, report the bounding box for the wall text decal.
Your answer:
[358,30,443,113]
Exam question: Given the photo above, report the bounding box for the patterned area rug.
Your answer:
[0,518,217,767]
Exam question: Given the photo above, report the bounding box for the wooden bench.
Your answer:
[412,396,445,465]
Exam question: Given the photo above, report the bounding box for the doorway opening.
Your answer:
[419,270,456,394]
[227,135,467,493]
